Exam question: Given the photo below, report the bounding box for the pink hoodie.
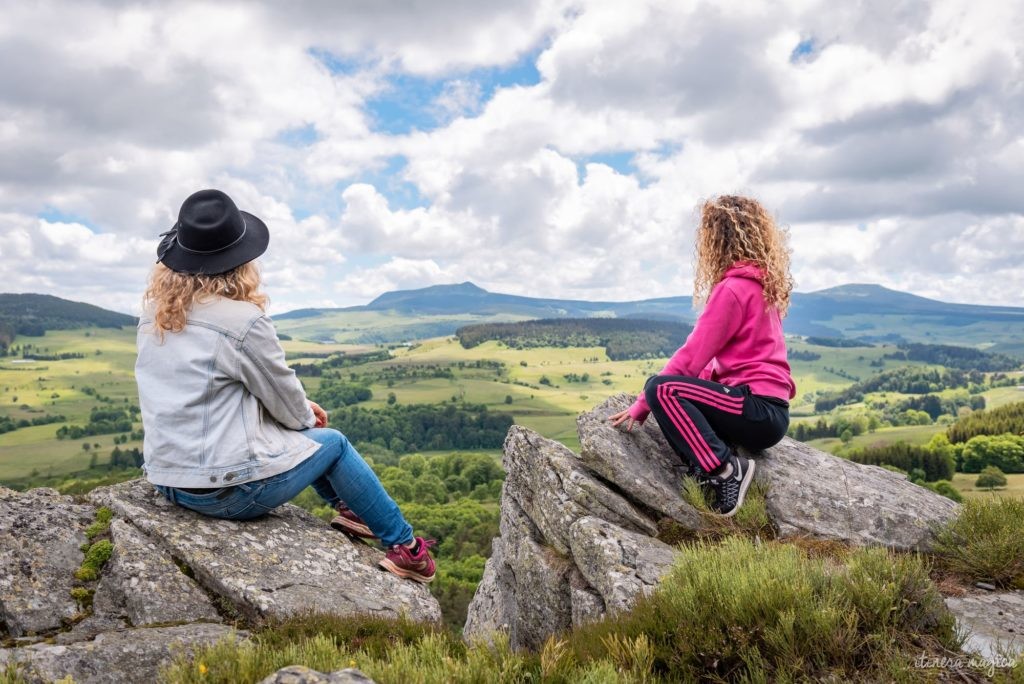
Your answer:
[628,262,796,422]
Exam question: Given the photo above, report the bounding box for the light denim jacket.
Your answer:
[135,296,318,488]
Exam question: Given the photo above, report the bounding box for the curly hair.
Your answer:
[143,262,268,337]
[693,195,793,316]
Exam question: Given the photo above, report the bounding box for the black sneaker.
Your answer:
[706,453,756,517]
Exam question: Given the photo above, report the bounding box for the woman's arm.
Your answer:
[234,315,316,430]
[626,282,743,423]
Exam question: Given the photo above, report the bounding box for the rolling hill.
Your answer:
[0,293,137,346]
[275,282,1024,355]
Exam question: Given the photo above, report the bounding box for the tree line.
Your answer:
[886,343,1021,372]
[814,367,983,412]
[947,400,1024,443]
[0,412,66,435]
[456,318,692,360]
[322,403,513,453]
[56,407,138,440]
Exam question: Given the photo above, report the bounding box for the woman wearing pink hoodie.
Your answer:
[609,195,796,516]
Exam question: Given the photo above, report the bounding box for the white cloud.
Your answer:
[0,0,1022,313]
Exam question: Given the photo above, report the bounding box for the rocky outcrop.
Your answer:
[0,479,440,682]
[464,393,963,648]
[259,665,375,683]
[945,590,1024,660]
[0,487,96,637]
[89,479,439,623]
[0,623,241,684]
[755,436,960,550]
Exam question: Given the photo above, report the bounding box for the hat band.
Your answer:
[175,217,249,254]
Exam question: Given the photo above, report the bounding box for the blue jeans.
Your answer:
[155,428,414,547]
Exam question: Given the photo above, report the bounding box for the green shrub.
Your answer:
[976,465,1008,490]
[565,537,958,682]
[75,539,113,581]
[925,480,963,503]
[933,497,1024,588]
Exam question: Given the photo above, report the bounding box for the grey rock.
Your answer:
[0,623,242,684]
[498,494,573,650]
[0,486,95,636]
[93,519,220,626]
[502,425,657,554]
[462,538,514,643]
[755,437,961,550]
[52,614,127,646]
[259,665,376,684]
[576,394,703,528]
[568,567,606,627]
[945,590,1024,661]
[89,479,440,624]
[568,516,677,614]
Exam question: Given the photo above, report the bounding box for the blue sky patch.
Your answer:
[790,38,815,63]
[38,207,98,231]
[578,151,637,177]
[364,48,544,134]
[275,123,320,148]
[350,156,427,210]
[307,47,364,75]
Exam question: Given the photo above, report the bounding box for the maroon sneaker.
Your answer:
[378,538,436,583]
[330,503,378,540]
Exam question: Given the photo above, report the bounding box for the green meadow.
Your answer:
[951,472,1024,500]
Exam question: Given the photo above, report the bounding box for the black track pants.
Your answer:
[643,374,789,475]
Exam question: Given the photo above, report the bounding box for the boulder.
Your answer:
[576,394,703,528]
[259,665,376,684]
[568,516,677,614]
[502,425,657,555]
[945,590,1024,661]
[88,479,440,624]
[92,519,220,626]
[495,492,573,650]
[462,538,514,642]
[755,437,961,550]
[0,487,95,636]
[0,623,241,684]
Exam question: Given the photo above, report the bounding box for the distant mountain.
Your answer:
[373,281,695,317]
[0,293,137,342]
[277,282,1024,356]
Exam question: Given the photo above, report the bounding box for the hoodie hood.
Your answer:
[724,261,764,282]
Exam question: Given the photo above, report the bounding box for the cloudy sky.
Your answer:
[1,0,1022,315]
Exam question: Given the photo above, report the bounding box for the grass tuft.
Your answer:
[84,506,113,540]
[69,587,94,611]
[74,539,113,582]
[1,661,27,684]
[933,497,1024,588]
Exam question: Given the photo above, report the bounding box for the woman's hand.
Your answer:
[310,401,329,428]
[608,408,639,432]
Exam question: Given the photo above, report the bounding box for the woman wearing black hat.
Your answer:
[136,189,435,583]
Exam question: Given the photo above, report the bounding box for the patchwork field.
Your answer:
[951,472,1024,500]
[2,321,1022,496]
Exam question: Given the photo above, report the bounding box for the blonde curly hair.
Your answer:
[143,262,268,337]
[693,195,793,316]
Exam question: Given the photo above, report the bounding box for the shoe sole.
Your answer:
[330,516,378,540]
[718,459,756,518]
[378,558,434,583]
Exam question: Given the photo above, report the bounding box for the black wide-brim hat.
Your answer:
[157,189,270,275]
